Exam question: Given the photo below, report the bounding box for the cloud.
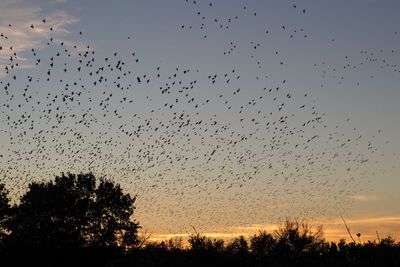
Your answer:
[349,195,379,201]
[0,0,81,76]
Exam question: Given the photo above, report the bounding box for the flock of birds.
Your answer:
[0,1,396,234]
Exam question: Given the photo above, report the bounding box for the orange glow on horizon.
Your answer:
[145,216,400,245]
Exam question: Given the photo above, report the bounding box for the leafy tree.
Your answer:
[4,173,139,252]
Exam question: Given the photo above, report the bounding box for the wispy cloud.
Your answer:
[349,195,379,201]
[0,0,81,76]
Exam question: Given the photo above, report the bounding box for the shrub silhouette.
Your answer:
[226,235,249,255]
[188,233,224,252]
[250,231,276,257]
[163,237,184,251]
[3,173,139,254]
[274,220,324,255]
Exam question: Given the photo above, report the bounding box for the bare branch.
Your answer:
[340,214,356,244]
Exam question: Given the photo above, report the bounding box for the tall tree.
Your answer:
[4,173,139,251]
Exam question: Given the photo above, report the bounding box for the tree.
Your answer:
[4,173,139,252]
[188,233,224,252]
[0,183,10,243]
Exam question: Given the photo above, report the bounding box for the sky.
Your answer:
[0,0,399,242]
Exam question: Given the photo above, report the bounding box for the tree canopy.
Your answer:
[3,173,139,252]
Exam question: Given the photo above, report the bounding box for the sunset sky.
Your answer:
[0,0,399,243]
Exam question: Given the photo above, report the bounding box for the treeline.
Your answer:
[0,173,399,266]
[134,225,399,267]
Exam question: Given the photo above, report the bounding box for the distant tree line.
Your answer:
[139,222,399,267]
[0,173,399,267]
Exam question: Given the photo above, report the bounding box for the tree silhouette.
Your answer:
[0,183,10,245]
[226,235,249,255]
[188,233,224,252]
[274,220,324,256]
[250,231,276,257]
[4,173,139,253]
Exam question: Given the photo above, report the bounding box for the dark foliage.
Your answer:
[0,173,139,266]
[0,183,11,245]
